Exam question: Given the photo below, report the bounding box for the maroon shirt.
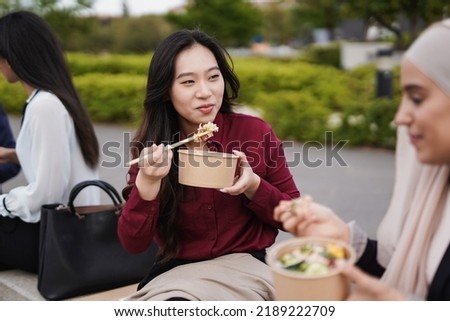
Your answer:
[118,112,300,259]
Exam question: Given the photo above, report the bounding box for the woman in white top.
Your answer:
[0,11,100,273]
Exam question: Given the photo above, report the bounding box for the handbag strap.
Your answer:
[68,180,123,214]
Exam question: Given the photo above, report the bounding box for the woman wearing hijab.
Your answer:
[274,19,450,300]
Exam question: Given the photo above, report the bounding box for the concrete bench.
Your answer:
[0,269,138,301]
[0,232,293,301]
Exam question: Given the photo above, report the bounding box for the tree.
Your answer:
[0,0,94,14]
[0,0,95,50]
[341,0,448,49]
[291,0,344,41]
[399,0,448,39]
[0,0,23,15]
[40,1,95,49]
[166,0,263,47]
[260,3,297,45]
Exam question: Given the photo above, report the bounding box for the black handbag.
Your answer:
[38,180,158,300]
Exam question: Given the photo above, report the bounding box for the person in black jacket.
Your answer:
[0,104,20,192]
[274,19,450,301]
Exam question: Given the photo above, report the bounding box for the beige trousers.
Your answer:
[121,252,275,301]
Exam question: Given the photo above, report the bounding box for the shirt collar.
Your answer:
[26,88,40,104]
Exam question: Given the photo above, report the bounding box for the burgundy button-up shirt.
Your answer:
[118,112,300,259]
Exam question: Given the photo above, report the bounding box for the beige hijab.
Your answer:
[377,20,450,298]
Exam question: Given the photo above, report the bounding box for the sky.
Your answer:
[61,0,187,16]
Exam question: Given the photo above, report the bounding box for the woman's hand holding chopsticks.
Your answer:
[134,144,173,201]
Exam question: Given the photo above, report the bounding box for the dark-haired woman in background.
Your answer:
[0,11,100,273]
[118,29,300,300]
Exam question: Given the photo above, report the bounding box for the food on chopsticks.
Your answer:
[277,242,348,277]
[126,122,219,166]
[193,121,219,142]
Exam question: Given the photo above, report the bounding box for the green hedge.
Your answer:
[0,53,400,148]
[67,52,151,76]
[235,58,399,148]
[302,42,341,68]
[74,73,146,123]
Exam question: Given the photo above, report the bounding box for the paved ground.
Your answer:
[4,114,396,239]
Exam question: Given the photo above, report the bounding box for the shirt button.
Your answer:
[207,205,213,210]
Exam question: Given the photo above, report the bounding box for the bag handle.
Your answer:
[68,180,123,215]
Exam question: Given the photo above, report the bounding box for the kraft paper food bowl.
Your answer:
[178,149,239,188]
[266,237,356,301]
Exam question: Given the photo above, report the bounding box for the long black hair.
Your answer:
[0,11,99,168]
[132,29,240,260]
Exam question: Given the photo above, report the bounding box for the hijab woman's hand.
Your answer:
[341,265,406,300]
[273,197,350,243]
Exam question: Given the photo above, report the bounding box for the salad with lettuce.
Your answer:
[277,242,348,276]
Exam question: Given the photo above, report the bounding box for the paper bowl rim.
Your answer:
[178,149,239,159]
